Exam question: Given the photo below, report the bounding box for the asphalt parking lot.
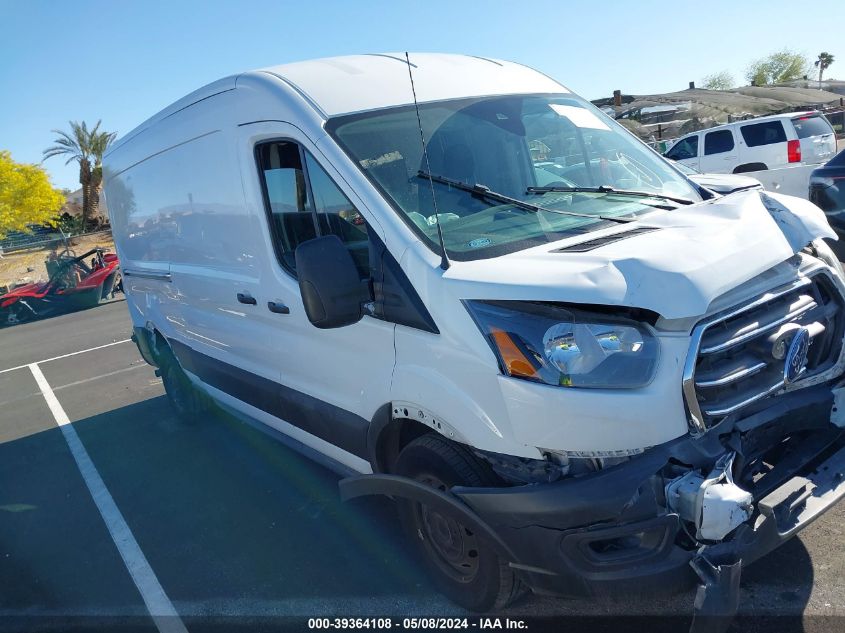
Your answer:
[1,301,844,632]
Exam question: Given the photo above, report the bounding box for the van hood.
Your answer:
[446,190,837,320]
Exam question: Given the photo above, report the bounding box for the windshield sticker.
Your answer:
[549,104,610,131]
[360,151,404,169]
[468,238,492,248]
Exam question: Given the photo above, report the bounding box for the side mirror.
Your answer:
[295,235,366,329]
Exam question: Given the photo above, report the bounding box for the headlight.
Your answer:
[465,300,659,389]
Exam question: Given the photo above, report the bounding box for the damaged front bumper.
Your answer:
[340,384,845,620]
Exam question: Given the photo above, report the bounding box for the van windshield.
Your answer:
[327,94,701,260]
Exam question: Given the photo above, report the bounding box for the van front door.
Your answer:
[236,122,395,472]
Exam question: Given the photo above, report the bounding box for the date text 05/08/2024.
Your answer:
[307,618,528,630]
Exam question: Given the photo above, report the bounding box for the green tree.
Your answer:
[0,151,65,237]
[702,71,735,90]
[815,52,835,87]
[43,120,116,231]
[745,49,811,85]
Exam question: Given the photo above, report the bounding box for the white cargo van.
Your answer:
[104,54,845,620]
[665,112,837,174]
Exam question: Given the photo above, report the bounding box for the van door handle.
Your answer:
[237,292,257,305]
[267,301,290,314]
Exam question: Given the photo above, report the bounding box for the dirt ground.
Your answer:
[0,232,116,291]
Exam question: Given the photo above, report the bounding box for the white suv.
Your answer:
[665,112,836,174]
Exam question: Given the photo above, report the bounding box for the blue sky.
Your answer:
[2,0,843,190]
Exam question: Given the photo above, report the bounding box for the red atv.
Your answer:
[0,247,122,326]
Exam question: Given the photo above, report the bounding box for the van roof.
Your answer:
[257,53,568,117]
[108,53,568,155]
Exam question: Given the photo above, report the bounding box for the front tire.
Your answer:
[1,302,34,327]
[394,434,525,611]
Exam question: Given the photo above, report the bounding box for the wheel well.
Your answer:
[373,416,433,474]
[133,325,176,369]
[733,162,767,174]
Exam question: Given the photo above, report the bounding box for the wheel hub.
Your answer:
[417,474,480,583]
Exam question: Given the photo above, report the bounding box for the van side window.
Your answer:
[666,136,698,160]
[257,140,369,277]
[704,130,734,155]
[303,151,370,277]
[740,121,787,147]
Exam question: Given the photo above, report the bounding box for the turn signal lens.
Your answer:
[466,301,659,388]
[489,328,540,379]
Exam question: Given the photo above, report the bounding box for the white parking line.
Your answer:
[54,364,148,392]
[28,362,187,633]
[0,338,132,375]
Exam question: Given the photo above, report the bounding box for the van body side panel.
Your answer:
[110,92,278,384]
[200,380,373,474]
[392,326,536,458]
[389,247,537,458]
[105,76,238,158]
[169,338,370,458]
[108,77,398,465]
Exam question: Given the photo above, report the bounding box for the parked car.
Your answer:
[105,54,845,622]
[673,162,763,194]
[809,149,845,259]
[0,247,121,325]
[664,111,836,174]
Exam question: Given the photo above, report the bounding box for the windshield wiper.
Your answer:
[416,171,638,224]
[527,185,695,207]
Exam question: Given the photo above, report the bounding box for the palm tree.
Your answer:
[815,52,835,89]
[43,120,116,231]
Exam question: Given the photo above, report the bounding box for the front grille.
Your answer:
[683,270,845,434]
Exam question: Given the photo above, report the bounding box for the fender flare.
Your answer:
[339,474,517,563]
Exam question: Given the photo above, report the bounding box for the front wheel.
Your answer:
[1,302,34,327]
[394,434,526,611]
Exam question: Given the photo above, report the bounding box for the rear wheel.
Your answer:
[160,357,211,423]
[394,434,525,611]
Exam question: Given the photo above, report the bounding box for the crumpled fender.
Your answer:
[759,191,837,250]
